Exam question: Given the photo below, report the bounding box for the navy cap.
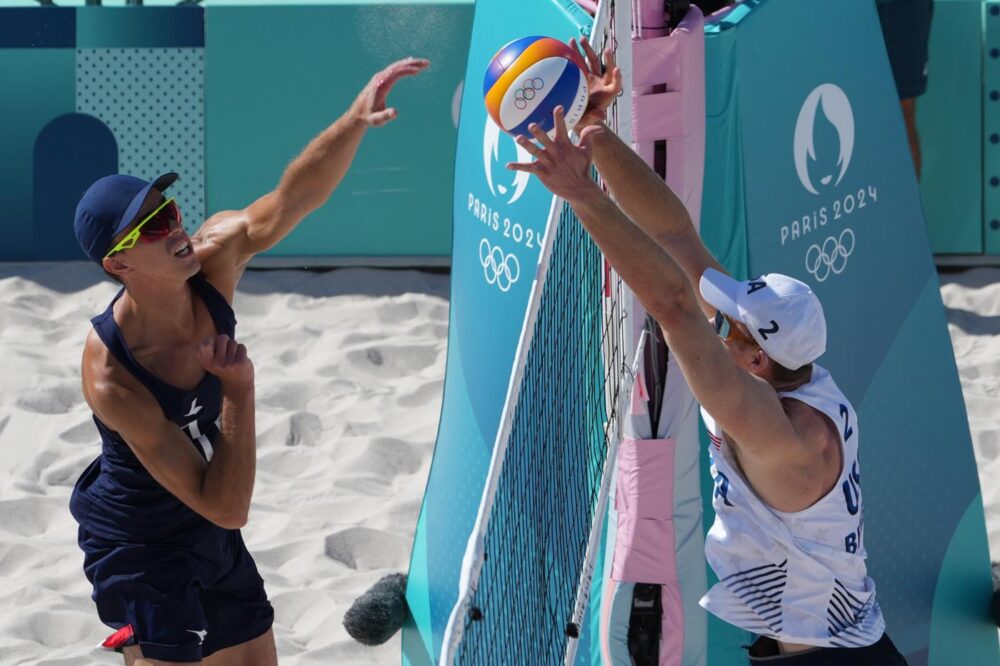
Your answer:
[74,172,178,264]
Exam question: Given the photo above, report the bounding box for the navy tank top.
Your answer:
[70,273,237,542]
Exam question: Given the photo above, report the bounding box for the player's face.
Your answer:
[105,189,200,280]
[716,314,765,376]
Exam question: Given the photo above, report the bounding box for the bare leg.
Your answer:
[122,629,277,666]
[123,644,193,666]
[203,628,277,666]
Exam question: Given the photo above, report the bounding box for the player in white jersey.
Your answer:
[507,39,907,663]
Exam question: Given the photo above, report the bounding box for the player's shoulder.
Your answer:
[781,395,841,458]
[191,210,247,302]
[81,329,157,422]
[192,209,245,253]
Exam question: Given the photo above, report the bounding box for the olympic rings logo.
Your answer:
[805,228,855,282]
[479,238,520,292]
[513,77,545,110]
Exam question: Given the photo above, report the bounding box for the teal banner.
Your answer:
[204,4,472,261]
[0,4,471,262]
[0,6,204,262]
[402,1,590,662]
[702,1,998,663]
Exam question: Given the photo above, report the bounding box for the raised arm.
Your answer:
[572,38,722,317]
[193,57,429,292]
[508,111,801,458]
[83,333,258,529]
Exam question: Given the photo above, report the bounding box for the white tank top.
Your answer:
[698,365,885,647]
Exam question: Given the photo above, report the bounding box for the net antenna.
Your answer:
[439,0,639,663]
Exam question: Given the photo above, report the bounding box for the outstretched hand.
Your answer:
[353,57,430,127]
[506,107,605,204]
[570,37,622,130]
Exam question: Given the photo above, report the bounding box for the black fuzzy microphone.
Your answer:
[343,573,409,646]
[992,564,1000,628]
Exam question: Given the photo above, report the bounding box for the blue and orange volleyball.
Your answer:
[483,36,590,137]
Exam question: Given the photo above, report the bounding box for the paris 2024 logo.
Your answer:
[784,83,880,282]
[466,116,549,292]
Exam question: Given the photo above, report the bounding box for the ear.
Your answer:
[102,255,132,279]
[748,346,767,373]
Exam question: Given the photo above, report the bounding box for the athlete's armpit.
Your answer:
[655,304,805,462]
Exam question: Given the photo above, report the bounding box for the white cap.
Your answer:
[699,268,827,371]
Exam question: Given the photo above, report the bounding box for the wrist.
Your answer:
[222,380,255,401]
[346,99,371,129]
[565,180,607,211]
[578,116,608,130]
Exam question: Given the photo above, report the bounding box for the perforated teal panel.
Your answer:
[76,47,206,228]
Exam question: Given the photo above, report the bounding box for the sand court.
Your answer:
[1,262,998,663]
[0,262,447,665]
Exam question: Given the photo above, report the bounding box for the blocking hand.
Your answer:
[507,107,605,204]
[570,37,622,130]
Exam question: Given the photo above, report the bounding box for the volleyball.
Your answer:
[483,36,590,137]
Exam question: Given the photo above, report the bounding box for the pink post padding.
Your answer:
[611,513,675,582]
[660,582,684,666]
[614,438,675,520]
[632,0,667,166]
[608,5,705,665]
[612,438,677,582]
[629,6,706,239]
[632,36,682,87]
[669,7,706,232]
[633,92,685,142]
[611,436,685,665]
[636,0,666,40]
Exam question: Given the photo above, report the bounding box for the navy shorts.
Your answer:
[747,633,908,665]
[80,523,274,663]
[876,0,933,100]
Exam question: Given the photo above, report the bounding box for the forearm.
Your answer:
[590,127,694,241]
[570,184,697,325]
[276,107,369,219]
[201,384,256,528]
[589,126,723,316]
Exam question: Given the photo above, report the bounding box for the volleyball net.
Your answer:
[439,2,638,663]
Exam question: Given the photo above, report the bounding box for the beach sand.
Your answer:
[0,262,448,665]
[939,268,1000,564]
[0,262,996,664]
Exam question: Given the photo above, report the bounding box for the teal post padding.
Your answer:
[701,13,749,282]
[699,12,760,662]
[701,0,999,662]
[929,495,998,663]
[401,1,590,662]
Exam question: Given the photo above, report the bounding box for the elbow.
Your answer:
[649,284,698,329]
[210,507,249,530]
[229,513,249,530]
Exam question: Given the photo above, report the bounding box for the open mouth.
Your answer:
[173,243,192,257]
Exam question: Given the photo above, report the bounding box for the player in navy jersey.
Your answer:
[69,56,428,665]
